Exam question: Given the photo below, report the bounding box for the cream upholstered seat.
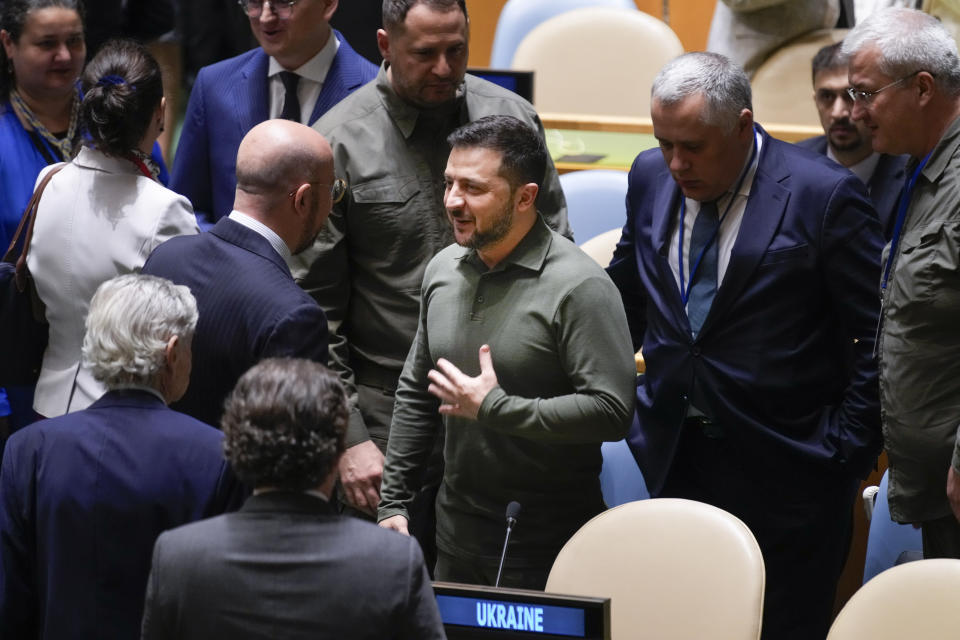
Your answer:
[751,28,848,128]
[511,7,683,117]
[546,498,765,640]
[827,559,960,639]
[578,228,621,268]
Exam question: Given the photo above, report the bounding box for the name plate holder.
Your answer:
[433,581,611,640]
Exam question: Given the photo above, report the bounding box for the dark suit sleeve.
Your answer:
[205,460,248,518]
[0,438,38,638]
[606,158,649,352]
[171,69,215,230]
[819,174,884,477]
[398,539,446,640]
[140,535,171,640]
[262,303,329,365]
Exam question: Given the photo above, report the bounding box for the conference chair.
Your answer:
[861,469,924,584]
[511,7,684,117]
[598,439,649,508]
[827,559,960,639]
[489,0,637,69]
[578,228,621,268]
[546,499,765,640]
[559,169,629,243]
[751,28,848,128]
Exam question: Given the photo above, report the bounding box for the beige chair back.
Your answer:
[546,498,765,640]
[511,7,683,117]
[828,559,960,639]
[751,28,849,128]
[579,228,621,267]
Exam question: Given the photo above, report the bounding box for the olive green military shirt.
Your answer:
[293,65,570,448]
[880,115,960,523]
[379,218,635,563]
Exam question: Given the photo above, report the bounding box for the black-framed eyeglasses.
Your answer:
[815,88,854,109]
[238,0,299,20]
[846,70,923,105]
[288,178,347,204]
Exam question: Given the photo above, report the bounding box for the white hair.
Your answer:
[82,274,198,389]
[651,52,753,130]
[842,7,960,95]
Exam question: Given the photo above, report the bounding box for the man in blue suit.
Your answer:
[797,41,907,240]
[0,274,243,640]
[143,120,330,427]
[172,0,377,227]
[607,52,883,640]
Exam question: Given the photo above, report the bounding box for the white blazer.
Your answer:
[26,146,199,417]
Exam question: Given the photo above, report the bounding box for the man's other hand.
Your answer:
[338,440,384,516]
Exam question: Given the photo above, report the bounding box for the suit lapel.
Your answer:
[235,49,270,136]
[699,132,790,337]
[650,168,688,329]
[310,31,362,124]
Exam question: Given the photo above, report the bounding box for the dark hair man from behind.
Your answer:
[141,358,446,640]
[0,274,243,640]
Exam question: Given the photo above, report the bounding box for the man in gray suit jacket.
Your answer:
[140,358,445,640]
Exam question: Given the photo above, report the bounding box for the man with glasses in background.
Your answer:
[844,7,960,559]
[172,0,376,227]
[143,120,332,427]
[798,41,907,240]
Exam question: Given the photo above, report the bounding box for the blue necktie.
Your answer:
[278,71,301,123]
[687,199,719,338]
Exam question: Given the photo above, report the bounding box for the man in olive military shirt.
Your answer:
[378,116,634,589]
[295,0,569,552]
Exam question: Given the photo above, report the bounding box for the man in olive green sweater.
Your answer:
[378,115,636,589]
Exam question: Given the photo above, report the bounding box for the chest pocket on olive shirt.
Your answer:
[897,220,960,315]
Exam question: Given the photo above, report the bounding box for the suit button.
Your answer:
[476,295,484,304]
[691,345,701,357]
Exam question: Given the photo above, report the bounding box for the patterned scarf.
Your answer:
[9,88,80,161]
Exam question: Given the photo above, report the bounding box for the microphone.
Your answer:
[495,501,522,588]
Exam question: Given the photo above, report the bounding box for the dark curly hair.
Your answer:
[221,358,348,491]
[80,38,162,156]
[0,0,86,102]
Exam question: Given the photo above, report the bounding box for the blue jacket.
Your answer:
[0,389,243,640]
[607,127,884,495]
[171,33,377,227]
[142,218,328,426]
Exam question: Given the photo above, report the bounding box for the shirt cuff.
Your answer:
[477,386,507,422]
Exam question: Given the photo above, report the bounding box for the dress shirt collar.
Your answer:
[458,215,553,274]
[826,146,881,186]
[267,31,339,83]
[375,62,466,139]
[228,210,292,264]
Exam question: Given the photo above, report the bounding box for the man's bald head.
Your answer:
[233,120,336,254]
[236,120,333,200]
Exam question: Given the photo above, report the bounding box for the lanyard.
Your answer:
[127,155,156,180]
[881,150,932,290]
[678,132,759,306]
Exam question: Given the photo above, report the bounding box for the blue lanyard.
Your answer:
[881,150,932,290]
[678,132,759,306]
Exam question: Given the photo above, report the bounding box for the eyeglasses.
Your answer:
[846,70,922,105]
[288,178,347,204]
[238,0,299,20]
[815,88,854,109]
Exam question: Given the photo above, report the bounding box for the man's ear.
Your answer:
[164,335,179,370]
[292,182,312,217]
[916,71,936,108]
[515,183,539,213]
[376,28,390,63]
[738,108,754,138]
[322,0,339,22]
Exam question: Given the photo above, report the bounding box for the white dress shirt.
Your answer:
[228,210,292,265]
[669,129,764,309]
[267,33,340,124]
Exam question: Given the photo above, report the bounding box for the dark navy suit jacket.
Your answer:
[607,128,884,496]
[171,32,377,227]
[142,218,328,427]
[0,390,243,640]
[796,135,907,240]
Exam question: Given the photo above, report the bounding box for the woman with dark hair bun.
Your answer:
[25,38,198,419]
